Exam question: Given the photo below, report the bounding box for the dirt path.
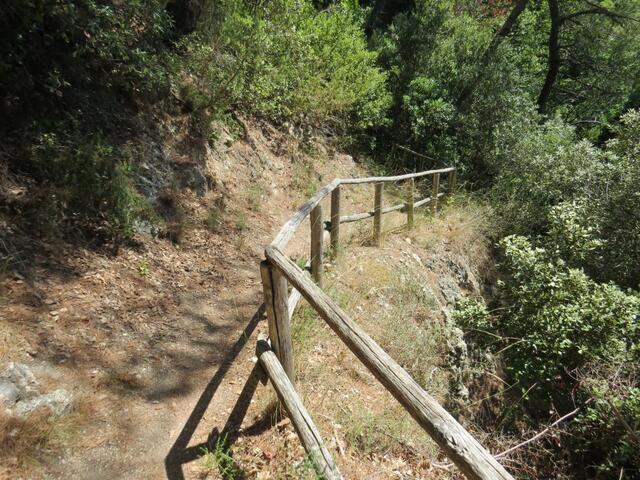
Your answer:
[48,210,303,480]
[1,124,373,479]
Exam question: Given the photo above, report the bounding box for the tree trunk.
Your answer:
[457,0,530,108]
[538,0,561,113]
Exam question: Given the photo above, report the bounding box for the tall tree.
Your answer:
[538,0,639,113]
[457,0,530,108]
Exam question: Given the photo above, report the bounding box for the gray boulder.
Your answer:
[0,362,71,417]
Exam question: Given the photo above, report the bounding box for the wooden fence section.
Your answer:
[257,167,515,480]
[256,335,343,480]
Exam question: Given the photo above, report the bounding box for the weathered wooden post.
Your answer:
[310,204,323,287]
[406,178,415,229]
[330,185,341,257]
[260,261,294,382]
[256,335,343,480]
[447,169,456,197]
[431,173,440,214]
[373,182,384,246]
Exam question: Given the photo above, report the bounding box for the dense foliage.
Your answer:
[455,229,640,476]
[181,0,390,128]
[0,0,388,240]
[1,0,174,240]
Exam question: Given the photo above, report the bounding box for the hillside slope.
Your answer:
[214,198,494,480]
[1,118,368,479]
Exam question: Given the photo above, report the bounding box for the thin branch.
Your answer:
[494,407,580,459]
[561,2,639,25]
[395,144,436,163]
[607,399,640,446]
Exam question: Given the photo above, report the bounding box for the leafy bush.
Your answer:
[369,0,546,174]
[490,109,640,288]
[181,0,390,128]
[495,235,638,390]
[1,0,173,133]
[490,116,604,234]
[590,110,640,288]
[575,361,640,477]
[1,0,174,241]
[23,133,148,240]
[454,233,640,476]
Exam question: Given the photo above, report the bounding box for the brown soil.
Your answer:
[0,119,369,479]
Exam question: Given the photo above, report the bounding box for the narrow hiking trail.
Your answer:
[1,122,371,479]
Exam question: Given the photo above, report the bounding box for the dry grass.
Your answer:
[284,244,453,477]
[264,193,496,478]
[0,396,95,479]
[409,194,494,270]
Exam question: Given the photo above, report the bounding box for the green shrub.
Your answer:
[490,109,640,288]
[490,116,605,234]
[454,233,640,476]
[575,361,640,477]
[495,235,638,391]
[1,0,174,241]
[590,110,640,288]
[180,0,390,128]
[1,0,173,132]
[24,133,147,240]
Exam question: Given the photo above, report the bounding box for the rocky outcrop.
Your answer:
[0,362,71,417]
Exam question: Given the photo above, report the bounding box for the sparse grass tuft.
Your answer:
[246,184,266,212]
[285,454,324,479]
[291,159,320,199]
[0,408,53,474]
[290,303,326,378]
[0,396,94,478]
[412,194,494,264]
[337,399,436,458]
[205,205,225,233]
[138,259,150,276]
[235,211,248,232]
[200,434,241,479]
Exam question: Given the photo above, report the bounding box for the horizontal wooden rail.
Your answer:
[271,169,453,252]
[325,192,445,228]
[271,179,340,251]
[288,288,302,318]
[416,191,444,209]
[265,246,514,480]
[338,202,405,224]
[339,167,454,185]
[256,336,342,480]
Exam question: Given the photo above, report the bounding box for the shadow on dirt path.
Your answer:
[165,303,265,479]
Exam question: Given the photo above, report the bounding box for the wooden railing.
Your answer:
[255,168,514,480]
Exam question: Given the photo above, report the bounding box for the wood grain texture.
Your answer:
[407,178,415,229]
[447,169,457,196]
[271,179,340,251]
[373,183,383,247]
[260,261,280,358]
[431,173,440,214]
[330,186,341,256]
[257,336,342,480]
[288,288,302,319]
[272,267,294,381]
[264,246,514,480]
[339,167,454,184]
[310,204,324,287]
[260,261,294,382]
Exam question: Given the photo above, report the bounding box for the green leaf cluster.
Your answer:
[180,0,390,129]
